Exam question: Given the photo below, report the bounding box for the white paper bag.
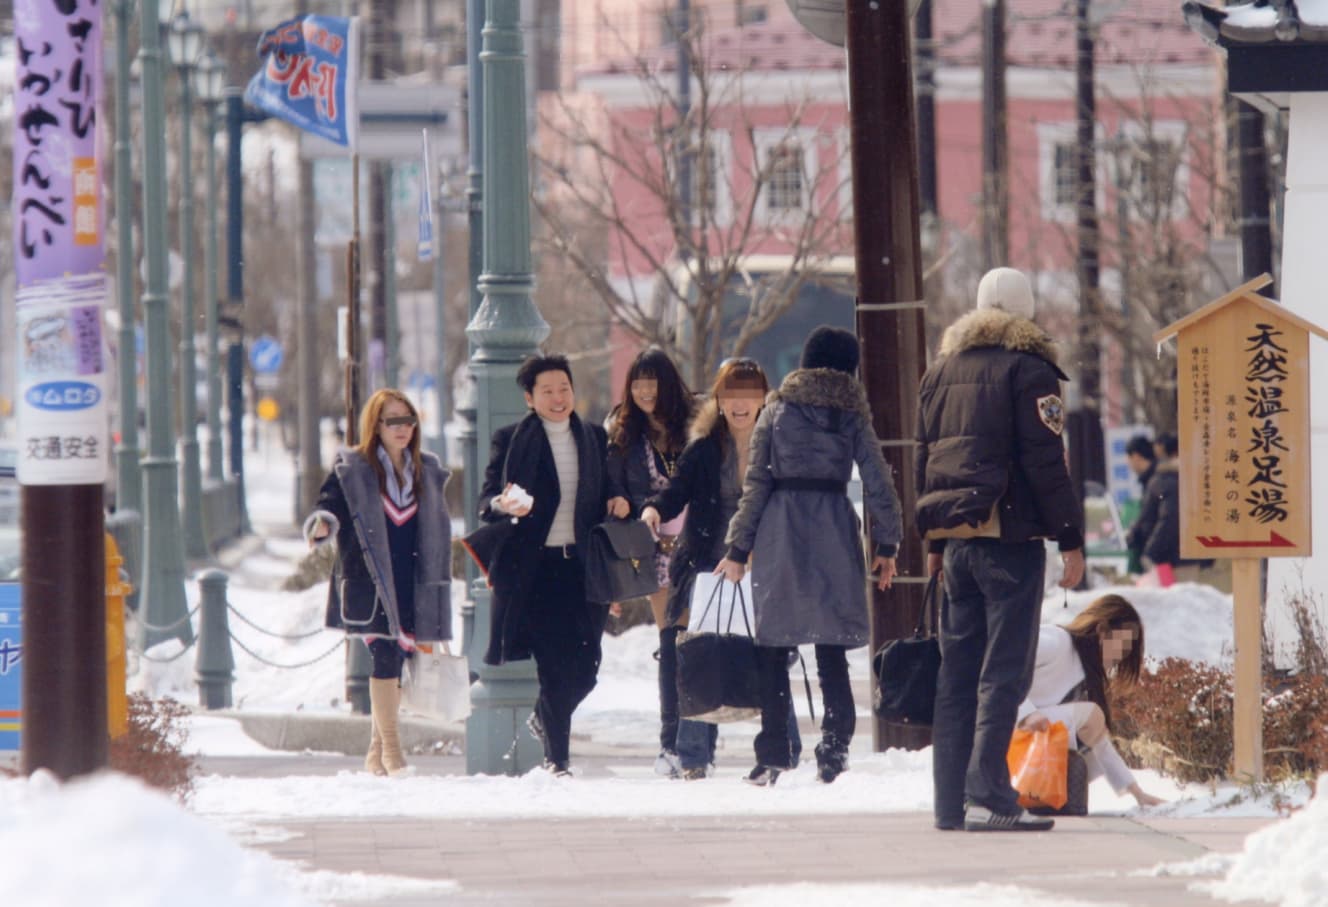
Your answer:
[402,644,472,723]
[686,572,755,634]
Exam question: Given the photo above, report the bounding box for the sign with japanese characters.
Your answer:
[245,15,360,149]
[0,583,20,752]
[1157,278,1326,560]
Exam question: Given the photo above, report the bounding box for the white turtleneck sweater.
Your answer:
[543,416,578,546]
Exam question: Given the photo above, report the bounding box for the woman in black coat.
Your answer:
[305,388,453,777]
[605,347,694,777]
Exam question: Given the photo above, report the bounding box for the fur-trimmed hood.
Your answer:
[771,368,872,420]
[689,397,723,443]
[938,308,1067,378]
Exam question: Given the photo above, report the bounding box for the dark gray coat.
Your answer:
[305,449,453,642]
[725,368,903,648]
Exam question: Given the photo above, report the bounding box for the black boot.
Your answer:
[814,741,848,784]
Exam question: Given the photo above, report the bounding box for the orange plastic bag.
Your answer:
[1007,721,1070,810]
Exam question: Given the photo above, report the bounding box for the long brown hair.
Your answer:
[609,347,693,452]
[1061,594,1145,730]
[698,358,769,449]
[356,388,424,496]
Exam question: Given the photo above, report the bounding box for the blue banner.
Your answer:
[245,15,360,149]
[0,583,21,751]
[418,130,434,261]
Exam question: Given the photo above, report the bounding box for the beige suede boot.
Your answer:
[370,677,409,775]
[364,712,386,776]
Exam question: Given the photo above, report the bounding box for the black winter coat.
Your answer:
[478,412,609,665]
[1127,460,1199,567]
[916,308,1084,551]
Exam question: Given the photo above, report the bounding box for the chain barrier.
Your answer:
[135,641,196,664]
[226,603,326,641]
[227,633,345,670]
[135,605,201,634]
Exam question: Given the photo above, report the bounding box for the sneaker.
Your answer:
[963,805,1054,832]
[526,710,546,745]
[681,766,709,781]
[653,749,682,779]
[814,742,848,784]
[742,765,781,787]
[542,759,572,778]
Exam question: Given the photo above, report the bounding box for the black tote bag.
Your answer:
[675,575,761,723]
[584,519,660,603]
[872,574,944,724]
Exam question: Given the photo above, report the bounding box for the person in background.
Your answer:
[478,354,614,776]
[1130,432,1210,585]
[305,388,453,777]
[916,267,1084,832]
[640,358,802,780]
[605,347,695,778]
[1018,595,1165,809]
[719,326,902,787]
[1122,434,1157,575]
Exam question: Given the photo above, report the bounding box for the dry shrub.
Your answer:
[108,693,197,799]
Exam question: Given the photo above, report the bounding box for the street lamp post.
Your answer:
[112,0,141,515]
[195,54,227,487]
[464,0,545,776]
[136,0,192,649]
[168,12,209,560]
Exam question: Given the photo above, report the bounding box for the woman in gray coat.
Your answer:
[718,326,902,785]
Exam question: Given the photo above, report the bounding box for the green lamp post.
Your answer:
[112,0,141,514]
[195,53,227,486]
[464,0,545,776]
[136,0,192,649]
[168,12,208,560]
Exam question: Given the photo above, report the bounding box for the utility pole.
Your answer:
[676,0,692,258]
[915,0,938,228]
[846,0,929,752]
[365,0,398,387]
[1070,0,1105,502]
[981,0,1008,269]
[296,0,323,517]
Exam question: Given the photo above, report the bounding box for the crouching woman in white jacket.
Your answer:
[1017,594,1164,808]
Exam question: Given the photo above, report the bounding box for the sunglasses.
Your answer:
[381,415,418,428]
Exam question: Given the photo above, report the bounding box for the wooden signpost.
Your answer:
[1155,273,1328,781]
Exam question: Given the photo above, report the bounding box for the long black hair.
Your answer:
[609,347,693,452]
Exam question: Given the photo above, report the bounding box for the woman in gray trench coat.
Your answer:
[718,326,902,785]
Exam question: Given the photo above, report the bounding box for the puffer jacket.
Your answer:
[915,307,1083,551]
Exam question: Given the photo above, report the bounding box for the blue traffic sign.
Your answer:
[250,335,284,374]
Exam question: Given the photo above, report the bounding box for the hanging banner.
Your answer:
[15,275,110,485]
[245,15,361,149]
[12,0,105,282]
[418,130,435,261]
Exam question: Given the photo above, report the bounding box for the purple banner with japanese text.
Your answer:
[245,15,360,149]
[12,0,105,284]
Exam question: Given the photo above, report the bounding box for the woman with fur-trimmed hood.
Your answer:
[717,326,903,786]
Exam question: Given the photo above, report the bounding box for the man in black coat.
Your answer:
[916,267,1085,832]
[477,354,617,775]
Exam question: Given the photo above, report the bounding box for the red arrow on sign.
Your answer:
[1195,532,1297,549]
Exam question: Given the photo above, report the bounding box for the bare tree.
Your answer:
[533,20,852,386]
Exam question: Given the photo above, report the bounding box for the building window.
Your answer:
[690,130,732,227]
[766,143,805,212]
[1128,138,1180,216]
[754,128,817,222]
[1053,142,1079,209]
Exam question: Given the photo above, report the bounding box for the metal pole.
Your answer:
[297,154,322,514]
[225,89,252,534]
[980,0,1008,270]
[846,0,928,753]
[1236,100,1274,289]
[915,0,938,227]
[676,0,692,256]
[177,56,208,559]
[464,0,547,775]
[204,99,225,483]
[138,0,193,650]
[432,178,450,463]
[385,162,401,389]
[114,0,142,513]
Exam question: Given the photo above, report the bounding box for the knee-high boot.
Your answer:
[370,677,408,776]
[364,713,386,776]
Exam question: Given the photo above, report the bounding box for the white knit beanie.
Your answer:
[975,267,1035,320]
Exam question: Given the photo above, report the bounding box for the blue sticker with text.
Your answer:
[25,380,101,411]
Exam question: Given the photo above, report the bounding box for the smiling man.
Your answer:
[477,353,614,776]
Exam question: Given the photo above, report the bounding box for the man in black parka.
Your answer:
[915,267,1085,832]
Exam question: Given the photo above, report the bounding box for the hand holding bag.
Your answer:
[584,519,660,603]
[401,643,473,723]
[685,571,754,632]
[675,574,761,723]
[1007,721,1071,811]
[872,574,943,724]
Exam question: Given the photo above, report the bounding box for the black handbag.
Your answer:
[872,574,944,724]
[675,575,761,722]
[584,519,660,603]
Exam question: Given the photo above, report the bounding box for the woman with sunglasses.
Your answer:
[605,347,695,778]
[305,388,453,776]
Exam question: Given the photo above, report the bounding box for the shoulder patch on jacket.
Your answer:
[1037,394,1065,435]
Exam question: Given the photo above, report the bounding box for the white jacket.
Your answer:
[1017,624,1085,724]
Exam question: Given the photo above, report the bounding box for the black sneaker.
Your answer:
[743,765,781,787]
[963,805,1055,832]
[526,710,546,745]
[814,742,848,784]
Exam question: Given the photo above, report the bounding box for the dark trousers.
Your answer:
[659,625,681,752]
[754,645,797,769]
[368,638,405,680]
[815,644,854,754]
[526,549,608,765]
[932,538,1044,822]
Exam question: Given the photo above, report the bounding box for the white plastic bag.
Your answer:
[401,643,472,723]
[686,572,755,634]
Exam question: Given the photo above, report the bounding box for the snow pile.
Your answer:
[1049,583,1234,668]
[1298,0,1328,28]
[1222,4,1279,29]
[719,882,1118,907]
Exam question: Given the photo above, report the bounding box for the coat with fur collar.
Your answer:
[305,448,453,641]
[723,368,904,648]
[915,308,1083,550]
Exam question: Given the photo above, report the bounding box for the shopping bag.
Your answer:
[401,643,472,723]
[675,575,761,723]
[1007,721,1070,811]
[1029,749,1089,817]
[872,574,942,724]
[685,571,754,633]
[584,519,660,603]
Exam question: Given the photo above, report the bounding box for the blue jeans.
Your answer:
[676,692,803,770]
[931,539,1044,822]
